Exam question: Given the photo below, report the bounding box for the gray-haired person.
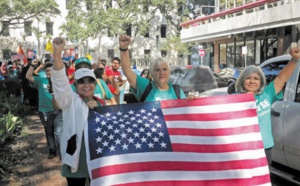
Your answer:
[235,47,300,166]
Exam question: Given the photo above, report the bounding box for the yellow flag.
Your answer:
[45,40,53,52]
[86,54,92,60]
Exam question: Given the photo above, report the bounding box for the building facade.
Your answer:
[181,0,300,72]
[0,0,180,68]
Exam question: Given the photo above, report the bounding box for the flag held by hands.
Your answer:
[85,94,271,186]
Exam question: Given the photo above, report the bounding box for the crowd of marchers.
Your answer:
[1,35,300,186]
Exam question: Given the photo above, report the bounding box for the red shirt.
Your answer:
[105,68,121,78]
[107,83,117,95]
[67,67,75,84]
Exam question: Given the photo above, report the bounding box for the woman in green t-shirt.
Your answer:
[119,35,195,102]
[234,47,300,166]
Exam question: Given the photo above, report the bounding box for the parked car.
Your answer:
[214,67,242,87]
[124,65,218,103]
[199,54,291,97]
[200,54,300,184]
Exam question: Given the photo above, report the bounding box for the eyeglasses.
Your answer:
[46,69,52,72]
[112,62,120,65]
[76,77,96,85]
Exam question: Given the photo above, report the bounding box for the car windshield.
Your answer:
[261,61,288,84]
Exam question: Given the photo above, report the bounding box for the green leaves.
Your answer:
[0,112,23,143]
[0,0,60,35]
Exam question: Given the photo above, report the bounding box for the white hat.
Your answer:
[74,68,96,80]
[7,65,13,69]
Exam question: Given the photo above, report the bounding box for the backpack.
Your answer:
[140,82,181,102]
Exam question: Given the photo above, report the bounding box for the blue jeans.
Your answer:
[39,110,63,152]
[54,110,63,150]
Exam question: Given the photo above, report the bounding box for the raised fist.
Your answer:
[119,35,131,49]
[52,37,65,53]
[31,59,39,66]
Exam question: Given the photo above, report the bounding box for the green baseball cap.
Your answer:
[75,57,92,69]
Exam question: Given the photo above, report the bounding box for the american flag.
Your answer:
[84,94,271,186]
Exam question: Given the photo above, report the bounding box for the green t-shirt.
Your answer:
[71,79,113,100]
[130,75,186,102]
[255,81,283,149]
[61,135,89,178]
[33,76,53,112]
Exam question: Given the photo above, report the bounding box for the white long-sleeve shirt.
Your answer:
[51,67,89,173]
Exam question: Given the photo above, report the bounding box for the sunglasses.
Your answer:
[76,77,96,85]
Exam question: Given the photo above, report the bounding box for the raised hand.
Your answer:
[290,47,300,60]
[119,35,131,49]
[52,37,65,53]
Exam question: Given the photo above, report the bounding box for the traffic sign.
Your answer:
[199,49,205,57]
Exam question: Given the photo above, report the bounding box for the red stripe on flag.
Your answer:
[113,174,271,186]
[91,158,267,179]
[161,94,255,109]
[168,125,260,136]
[171,141,264,153]
[164,109,257,121]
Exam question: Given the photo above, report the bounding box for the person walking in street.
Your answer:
[51,37,106,186]
[234,46,300,166]
[26,60,62,159]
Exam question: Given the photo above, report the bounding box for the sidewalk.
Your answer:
[7,114,67,186]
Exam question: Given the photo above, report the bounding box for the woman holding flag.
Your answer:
[234,46,300,166]
[51,37,106,185]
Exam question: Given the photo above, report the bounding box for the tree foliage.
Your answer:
[61,0,192,55]
[0,0,60,35]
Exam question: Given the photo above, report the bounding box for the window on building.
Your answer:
[161,25,167,38]
[2,21,9,36]
[24,21,32,36]
[144,49,150,58]
[161,50,167,57]
[125,24,131,37]
[2,49,10,60]
[86,0,92,10]
[144,28,150,38]
[108,49,114,60]
[46,22,53,35]
[285,26,292,35]
[106,0,113,9]
[177,2,183,15]
[267,28,277,37]
[143,2,149,12]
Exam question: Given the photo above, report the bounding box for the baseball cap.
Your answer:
[74,68,96,80]
[75,57,91,69]
[7,65,13,69]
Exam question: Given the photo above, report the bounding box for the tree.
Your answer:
[61,0,193,57]
[0,0,60,36]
